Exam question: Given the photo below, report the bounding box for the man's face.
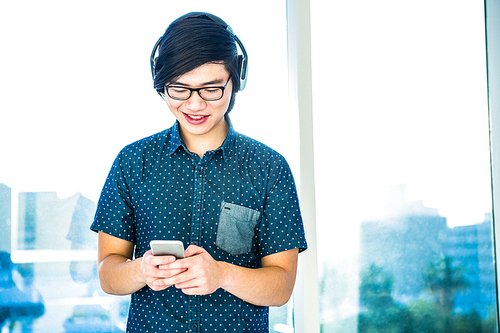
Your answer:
[165,63,233,144]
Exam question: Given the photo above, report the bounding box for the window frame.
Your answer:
[286,0,321,332]
[485,0,500,328]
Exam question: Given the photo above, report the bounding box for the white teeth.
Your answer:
[188,115,205,120]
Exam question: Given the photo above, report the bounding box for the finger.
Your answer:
[159,257,193,270]
[149,255,177,266]
[156,268,187,277]
[153,273,192,288]
[158,260,189,269]
[184,245,206,257]
[180,286,201,295]
[173,268,209,290]
[150,269,189,289]
[149,279,172,291]
[179,284,213,296]
[174,277,199,291]
[161,268,197,287]
[172,271,198,286]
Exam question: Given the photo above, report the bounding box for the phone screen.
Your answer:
[150,240,185,259]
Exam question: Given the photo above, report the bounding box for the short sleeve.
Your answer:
[257,157,307,257]
[90,150,136,243]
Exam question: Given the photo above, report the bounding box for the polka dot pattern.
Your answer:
[91,120,307,332]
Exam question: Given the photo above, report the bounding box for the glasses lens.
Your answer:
[199,88,223,101]
[167,87,191,100]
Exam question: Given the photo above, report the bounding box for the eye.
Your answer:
[170,87,189,93]
[203,88,220,93]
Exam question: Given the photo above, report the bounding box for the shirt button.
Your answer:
[192,241,198,246]
[190,323,198,330]
[195,202,201,209]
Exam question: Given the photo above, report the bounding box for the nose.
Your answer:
[185,91,207,111]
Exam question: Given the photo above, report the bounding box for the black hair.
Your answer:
[153,15,241,112]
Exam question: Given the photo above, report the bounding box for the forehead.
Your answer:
[172,63,229,86]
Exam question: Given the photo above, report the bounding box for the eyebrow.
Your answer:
[169,78,226,87]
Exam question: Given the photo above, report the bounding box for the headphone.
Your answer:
[150,12,249,93]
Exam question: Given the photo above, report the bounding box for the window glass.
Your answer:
[0,1,296,332]
[310,0,497,332]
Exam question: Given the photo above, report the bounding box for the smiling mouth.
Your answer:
[183,112,209,123]
[186,114,207,120]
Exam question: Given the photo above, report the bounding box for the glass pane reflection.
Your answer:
[0,187,129,332]
[317,186,497,333]
[311,0,497,332]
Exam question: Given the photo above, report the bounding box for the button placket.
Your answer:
[191,164,205,244]
[188,163,205,331]
[188,296,201,332]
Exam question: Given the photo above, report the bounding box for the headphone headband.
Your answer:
[150,12,248,94]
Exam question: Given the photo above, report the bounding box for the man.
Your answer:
[91,12,307,332]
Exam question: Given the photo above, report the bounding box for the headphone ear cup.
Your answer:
[152,57,158,78]
[150,36,162,81]
[239,55,248,91]
[233,34,248,91]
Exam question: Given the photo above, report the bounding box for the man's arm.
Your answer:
[97,232,185,295]
[156,246,299,307]
[219,248,299,306]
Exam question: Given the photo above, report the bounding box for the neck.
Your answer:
[180,120,229,158]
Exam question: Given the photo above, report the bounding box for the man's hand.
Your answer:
[154,245,226,295]
[141,250,187,291]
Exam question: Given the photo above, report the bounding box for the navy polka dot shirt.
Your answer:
[91,119,307,332]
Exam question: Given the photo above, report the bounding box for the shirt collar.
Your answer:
[220,116,235,162]
[168,121,183,156]
[168,116,235,162]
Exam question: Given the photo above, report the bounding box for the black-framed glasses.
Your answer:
[165,77,231,101]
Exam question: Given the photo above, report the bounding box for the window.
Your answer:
[310,0,497,331]
[3,0,496,332]
[0,1,296,332]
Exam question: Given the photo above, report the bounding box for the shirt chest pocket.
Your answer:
[216,201,261,256]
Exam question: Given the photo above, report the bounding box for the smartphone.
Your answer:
[150,240,185,259]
